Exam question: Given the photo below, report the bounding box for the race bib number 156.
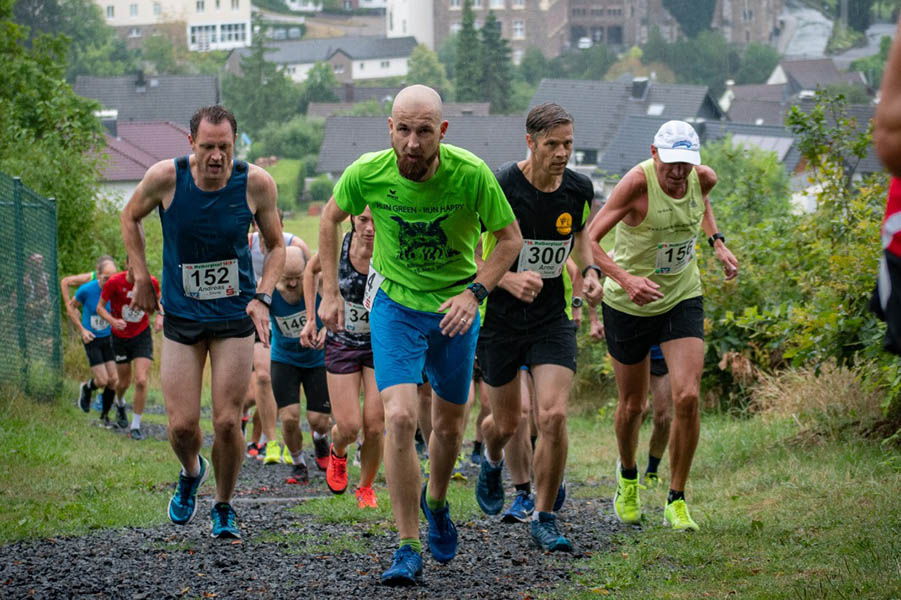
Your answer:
[655,238,695,275]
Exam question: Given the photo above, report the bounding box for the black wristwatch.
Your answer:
[708,232,725,247]
[466,282,489,304]
[253,292,272,308]
[582,264,603,278]
[571,296,584,308]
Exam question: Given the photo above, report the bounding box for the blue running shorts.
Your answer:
[369,289,479,405]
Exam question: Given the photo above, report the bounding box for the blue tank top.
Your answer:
[159,157,255,321]
[270,288,325,368]
[74,280,111,338]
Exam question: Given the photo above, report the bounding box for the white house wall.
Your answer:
[351,57,408,80]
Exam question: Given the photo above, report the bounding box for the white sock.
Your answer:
[130,413,142,430]
[259,434,268,445]
[115,395,126,408]
[181,456,201,478]
[486,449,504,468]
[312,430,327,441]
[291,450,306,466]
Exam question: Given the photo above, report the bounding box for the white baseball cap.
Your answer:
[653,120,701,165]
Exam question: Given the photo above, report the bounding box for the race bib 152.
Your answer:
[182,259,240,300]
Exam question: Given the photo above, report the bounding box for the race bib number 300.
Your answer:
[182,259,240,300]
[275,311,307,338]
[655,238,695,275]
[344,301,370,334]
[518,238,572,279]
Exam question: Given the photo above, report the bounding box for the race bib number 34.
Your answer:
[182,259,240,300]
[275,311,307,338]
[655,238,695,275]
[518,238,572,279]
[344,301,370,334]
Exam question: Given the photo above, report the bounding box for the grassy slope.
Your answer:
[1,384,899,598]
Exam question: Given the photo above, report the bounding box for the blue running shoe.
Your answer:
[530,512,573,552]
[501,490,535,523]
[210,502,241,539]
[168,455,209,525]
[419,483,458,563]
[380,544,422,586]
[476,457,505,515]
[92,396,102,413]
[553,478,567,512]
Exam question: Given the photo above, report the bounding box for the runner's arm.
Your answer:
[60,272,92,308]
[96,297,125,331]
[301,253,322,348]
[65,297,86,334]
[876,15,901,177]
[698,167,738,281]
[121,160,173,313]
[572,230,602,303]
[584,167,663,305]
[318,197,350,331]
[248,166,284,347]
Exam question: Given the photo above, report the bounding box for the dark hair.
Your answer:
[525,103,573,139]
[190,105,238,138]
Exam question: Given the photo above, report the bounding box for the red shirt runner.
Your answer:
[883,176,901,257]
[101,271,160,339]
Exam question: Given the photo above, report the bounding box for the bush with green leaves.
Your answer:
[247,115,324,163]
[309,175,334,203]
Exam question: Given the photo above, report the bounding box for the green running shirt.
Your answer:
[602,158,705,316]
[334,143,515,313]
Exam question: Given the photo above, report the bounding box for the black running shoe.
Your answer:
[78,382,91,413]
[115,405,128,429]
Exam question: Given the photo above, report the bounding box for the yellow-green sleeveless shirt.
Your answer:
[602,158,705,316]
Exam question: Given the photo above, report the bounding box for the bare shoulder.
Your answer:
[695,165,717,193]
[247,163,277,192]
[143,159,177,189]
[612,165,648,202]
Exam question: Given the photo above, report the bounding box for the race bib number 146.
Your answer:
[275,311,307,338]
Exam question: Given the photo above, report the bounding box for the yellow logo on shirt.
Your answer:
[556,212,573,235]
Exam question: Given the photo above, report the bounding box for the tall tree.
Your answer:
[299,61,339,113]
[478,11,513,113]
[407,44,451,97]
[847,0,874,33]
[1,0,105,274]
[454,0,482,102]
[222,16,301,136]
[735,43,780,85]
[661,0,715,38]
[519,46,548,86]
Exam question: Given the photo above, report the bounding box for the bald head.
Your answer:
[284,246,305,276]
[392,85,443,123]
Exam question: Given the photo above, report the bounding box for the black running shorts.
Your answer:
[163,313,255,346]
[112,327,153,364]
[83,336,115,366]
[602,296,704,366]
[270,361,331,413]
[477,316,577,387]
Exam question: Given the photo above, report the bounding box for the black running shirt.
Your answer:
[482,162,593,333]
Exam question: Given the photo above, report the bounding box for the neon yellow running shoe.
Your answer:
[613,460,644,525]
[282,445,293,465]
[264,440,282,465]
[451,454,468,481]
[663,499,699,531]
[644,472,661,489]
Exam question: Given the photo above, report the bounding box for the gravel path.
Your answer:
[0,423,629,599]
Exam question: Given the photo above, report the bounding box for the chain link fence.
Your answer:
[0,171,62,399]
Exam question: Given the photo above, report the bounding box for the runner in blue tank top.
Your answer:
[120,105,285,540]
[65,256,119,420]
[266,247,332,484]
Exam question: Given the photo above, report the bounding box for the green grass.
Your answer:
[1,379,899,599]
[281,213,327,253]
[264,159,302,211]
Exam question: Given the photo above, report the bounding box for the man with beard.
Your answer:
[121,105,285,539]
[318,85,522,585]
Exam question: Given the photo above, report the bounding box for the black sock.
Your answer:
[414,428,424,444]
[101,388,115,416]
[530,435,537,451]
[667,489,685,504]
[646,454,662,475]
[514,482,531,494]
[472,441,483,455]
[620,465,638,480]
[87,378,98,391]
